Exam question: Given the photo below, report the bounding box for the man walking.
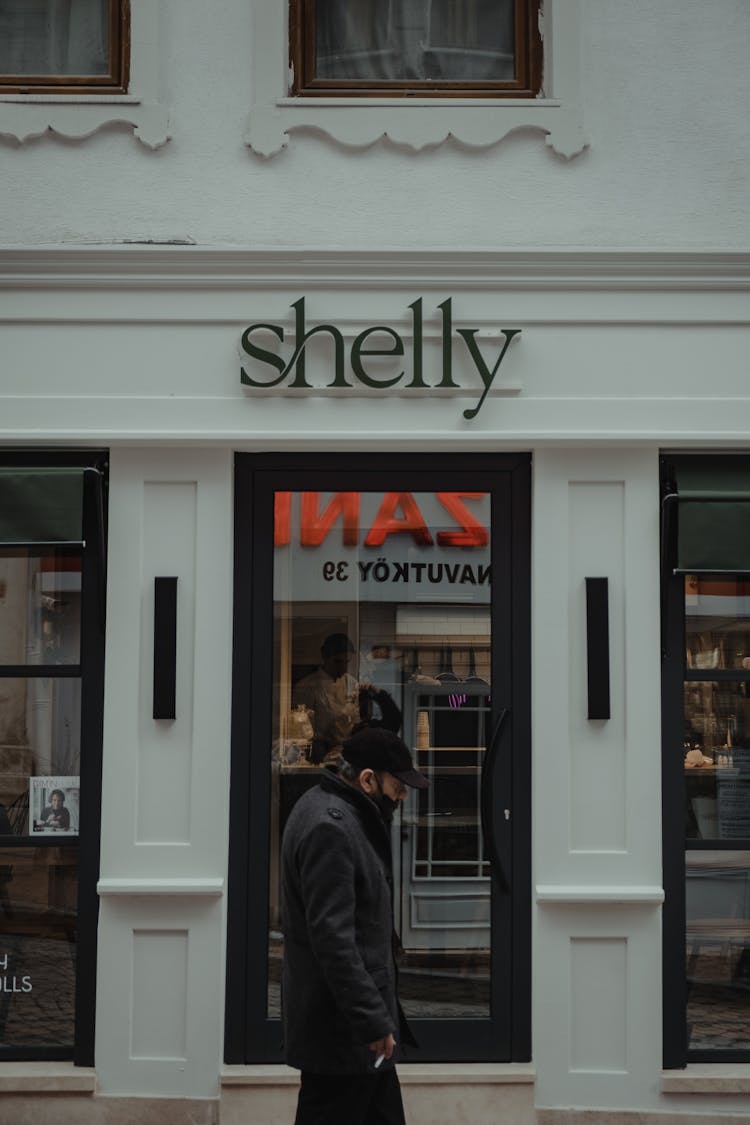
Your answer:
[281,725,429,1125]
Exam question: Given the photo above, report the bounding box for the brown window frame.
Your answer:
[290,0,542,99]
[0,0,129,96]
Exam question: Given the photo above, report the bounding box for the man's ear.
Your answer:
[359,768,377,794]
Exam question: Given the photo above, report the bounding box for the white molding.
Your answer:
[246,0,587,159]
[97,877,224,896]
[0,1,170,149]
[536,884,665,904]
[1,248,749,292]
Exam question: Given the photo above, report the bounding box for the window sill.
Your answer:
[662,1065,750,1095]
[0,1062,96,1093]
[221,1063,535,1087]
[0,95,170,150]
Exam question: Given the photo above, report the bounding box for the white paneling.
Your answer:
[96,448,232,1098]
[568,481,626,852]
[96,897,224,1097]
[533,448,664,1114]
[137,481,197,843]
[100,447,233,874]
[569,937,627,1073]
[535,905,662,1111]
[533,447,662,887]
[131,930,188,1060]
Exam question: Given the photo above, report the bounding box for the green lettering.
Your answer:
[350,326,405,388]
[239,323,287,387]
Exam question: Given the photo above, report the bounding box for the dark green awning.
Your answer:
[666,458,750,574]
[0,468,85,545]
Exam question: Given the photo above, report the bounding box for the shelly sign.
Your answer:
[239,297,521,421]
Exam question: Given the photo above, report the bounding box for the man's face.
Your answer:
[51,793,62,810]
[323,649,352,680]
[376,772,408,804]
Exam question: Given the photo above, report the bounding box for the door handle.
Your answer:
[480,707,510,893]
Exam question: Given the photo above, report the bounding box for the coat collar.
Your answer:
[320,766,393,868]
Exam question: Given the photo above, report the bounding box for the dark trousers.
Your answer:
[294,1068,406,1125]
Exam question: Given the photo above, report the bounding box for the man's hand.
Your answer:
[368,1032,396,1061]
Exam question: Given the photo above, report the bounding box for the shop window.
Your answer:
[0,0,127,94]
[225,453,531,1064]
[0,0,169,148]
[0,455,106,1064]
[291,0,539,96]
[662,455,750,1064]
[246,0,587,157]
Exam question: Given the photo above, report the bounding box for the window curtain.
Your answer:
[316,0,515,82]
[0,0,108,77]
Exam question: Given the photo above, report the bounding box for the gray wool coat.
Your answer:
[281,766,412,1074]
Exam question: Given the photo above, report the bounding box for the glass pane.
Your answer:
[0,679,81,838]
[316,0,515,82]
[268,490,492,1020]
[686,851,750,1050]
[684,682,750,840]
[0,846,77,1050]
[0,550,82,666]
[0,0,110,77]
[686,577,750,671]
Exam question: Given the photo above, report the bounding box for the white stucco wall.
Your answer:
[1,0,749,251]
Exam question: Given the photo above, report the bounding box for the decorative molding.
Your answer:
[246,0,587,159]
[1,248,749,293]
[97,877,224,897]
[0,1,171,149]
[535,884,664,904]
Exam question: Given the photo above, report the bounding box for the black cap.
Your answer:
[342,727,429,789]
[321,632,355,657]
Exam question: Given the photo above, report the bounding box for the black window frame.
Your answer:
[0,449,107,1066]
[225,451,531,1065]
[661,452,750,1066]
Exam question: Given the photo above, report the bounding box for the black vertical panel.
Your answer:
[224,456,253,1063]
[153,577,178,720]
[585,577,611,721]
[75,457,108,1067]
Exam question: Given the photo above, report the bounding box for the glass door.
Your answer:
[226,454,530,1064]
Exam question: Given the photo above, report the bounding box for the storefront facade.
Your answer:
[2,1,750,1119]
[0,247,749,1123]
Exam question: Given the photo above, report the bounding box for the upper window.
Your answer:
[0,0,127,95]
[291,0,541,97]
[246,0,586,159]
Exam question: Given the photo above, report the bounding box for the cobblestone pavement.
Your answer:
[0,931,76,1049]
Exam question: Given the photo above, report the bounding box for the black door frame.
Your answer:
[225,452,531,1064]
